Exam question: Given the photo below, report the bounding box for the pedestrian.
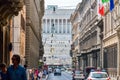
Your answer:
[24,64,27,71]
[7,54,27,80]
[34,69,39,80]
[37,69,43,80]
[0,63,7,80]
[29,69,33,80]
[29,68,34,80]
[24,64,29,80]
[43,69,47,76]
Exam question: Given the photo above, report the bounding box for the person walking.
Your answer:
[24,64,29,80]
[37,69,43,80]
[34,69,39,80]
[7,54,27,80]
[0,63,7,80]
[29,68,34,80]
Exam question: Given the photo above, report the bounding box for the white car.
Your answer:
[54,68,61,75]
[87,71,110,80]
[72,70,85,80]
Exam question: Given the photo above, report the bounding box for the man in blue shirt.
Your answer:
[7,54,27,80]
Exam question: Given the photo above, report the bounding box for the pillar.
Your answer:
[50,19,51,33]
[117,29,120,78]
[62,19,63,33]
[66,19,67,33]
[45,19,47,33]
[53,19,55,33]
[58,19,59,33]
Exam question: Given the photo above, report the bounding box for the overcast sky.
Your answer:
[45,0,82,8]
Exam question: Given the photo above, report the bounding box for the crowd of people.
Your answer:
[0,54,47,80]
[28,68,43,80]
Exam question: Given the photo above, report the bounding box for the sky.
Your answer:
[45,0,82,9]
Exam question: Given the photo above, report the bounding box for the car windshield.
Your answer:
[75,71,83,74]
[55,69,60,72]
[91,73,108,78]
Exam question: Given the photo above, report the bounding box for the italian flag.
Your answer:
[98,0,104,16]
[102,0,109,3]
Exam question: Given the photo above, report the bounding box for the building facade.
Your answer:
[25,0,44,68]
[42,5,74,67]
[0,0,24,66]
[10,5,26,65]
[70,0,103,70]
[70,3,81,69]
[103,0,120,79]
[71,0,120,79]
[0,0,44,68]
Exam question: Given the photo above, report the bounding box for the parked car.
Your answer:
[72,70,85,80]
[54,68,61,76]
[86,70,110,80]
[61,68,65,71]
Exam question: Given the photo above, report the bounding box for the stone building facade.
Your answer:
[42,5,73,67]
[25,0,44,68]
[0,0,44,68]
[70,3,81,69]
[10,5,26,65]
[71,0,120,79]
[0,0,24,66]
[103,0,120,79]
[71,0,103,70]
